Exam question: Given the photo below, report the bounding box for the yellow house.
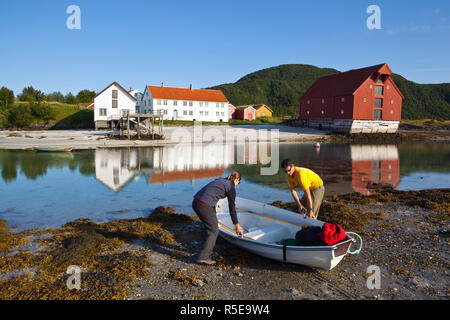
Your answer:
[254,104,273,118]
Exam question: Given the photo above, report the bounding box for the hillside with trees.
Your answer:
[209,64,450,120]
[0,86,95,128]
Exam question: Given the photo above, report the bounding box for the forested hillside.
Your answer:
[209,64,450,119]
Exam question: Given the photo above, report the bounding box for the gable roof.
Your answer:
[147,85,228,102]
[235,105,256,111]
[94,81,137,102]
[301,63,396,99]
[254,104,274,113]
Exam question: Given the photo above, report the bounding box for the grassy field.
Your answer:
[0,101,94,128]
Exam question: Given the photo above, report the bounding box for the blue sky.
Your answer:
[0,0,449,95]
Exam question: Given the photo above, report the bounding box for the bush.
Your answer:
[7,104,34,127]
[30,103,54,121]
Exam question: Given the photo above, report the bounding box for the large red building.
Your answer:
[299,63,404,133]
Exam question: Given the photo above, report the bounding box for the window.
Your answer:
[163,100,168,105]
[199,101,203,107]
[341,97,345,102]
[200,111,204,116]
[387,85,390,90]
[183,110,187,116]
[374,98,383,108]
[375,86,384,96]
[363,98,367,103]
[205,111,209,116]
[216,112,220,116]
[216,103,220,108]
[164,110,168,115]
[112,89,118,108]
[173,100,178,106]
[183,101,187,106]
[374,110,382,119]
[307,100,310,105]
[321,99,325,104]
[221,103,224,108]
[221,112,225,116]
[391,100,394,105]
[340,110,344,114]
[189,101,193,107]
[205,102,208,107]
[189,111,193,115]
[99,108,107,116]
[157,99,161,105]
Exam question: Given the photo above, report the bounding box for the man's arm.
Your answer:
[290,187,305,213]
[303,188,315,219]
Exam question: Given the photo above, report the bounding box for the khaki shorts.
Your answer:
[300,185,325,219]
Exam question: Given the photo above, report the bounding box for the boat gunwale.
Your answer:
[218,227,354,252]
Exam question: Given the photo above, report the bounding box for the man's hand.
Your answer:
[298,205,306,215]
[235,224,244,236]
[308,209,315,219]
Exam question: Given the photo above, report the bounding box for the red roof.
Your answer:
[147,85,228,102]
[149,168,226,184]
[301,63,393,99]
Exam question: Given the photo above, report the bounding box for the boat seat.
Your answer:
[244,225,285,240]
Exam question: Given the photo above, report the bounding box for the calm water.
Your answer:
[1,142,449,231]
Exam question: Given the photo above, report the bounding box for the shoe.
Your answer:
[196,259,216,265]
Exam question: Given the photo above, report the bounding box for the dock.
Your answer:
[104,111,165,140]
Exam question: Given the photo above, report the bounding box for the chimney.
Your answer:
[190,83,194,90]
[161,82,164,88]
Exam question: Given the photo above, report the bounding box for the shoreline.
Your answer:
[0,125,449,150]
[1,188,448,300]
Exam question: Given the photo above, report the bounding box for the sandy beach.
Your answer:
[0,125,330,150]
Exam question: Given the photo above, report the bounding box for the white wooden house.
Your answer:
[94,82,137,130]
[141,83,229,122]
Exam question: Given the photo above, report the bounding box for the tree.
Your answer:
[47,91,65,103]
[18,86,44,102]
[65,92,77,104]
[0,87,15,107]
[76,89,96,103]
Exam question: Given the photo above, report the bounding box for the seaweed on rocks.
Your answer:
[0,206,194,299]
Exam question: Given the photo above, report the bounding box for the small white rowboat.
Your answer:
[216,197,359,270]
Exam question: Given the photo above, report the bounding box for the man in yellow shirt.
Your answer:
[281,159,325,219]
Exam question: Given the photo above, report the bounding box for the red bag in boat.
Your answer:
[318,223,347,245]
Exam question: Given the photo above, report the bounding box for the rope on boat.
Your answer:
[346,232,363,255]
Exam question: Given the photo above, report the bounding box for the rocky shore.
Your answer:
[1,188,448,300]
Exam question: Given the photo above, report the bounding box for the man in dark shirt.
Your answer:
[192,171,244,265]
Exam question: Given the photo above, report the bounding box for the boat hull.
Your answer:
[217,197,353,270]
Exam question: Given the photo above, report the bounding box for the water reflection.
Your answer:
[1,143,449,195]
[94,144,235,192]
[350,145,400,195]
[0,150,94,183]
[232,144,402,196]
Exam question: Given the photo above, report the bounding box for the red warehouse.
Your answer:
[299,63,404,133]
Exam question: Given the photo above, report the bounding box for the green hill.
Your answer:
[208,64,450,120]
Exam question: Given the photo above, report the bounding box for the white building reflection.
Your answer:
[94,144,237,191]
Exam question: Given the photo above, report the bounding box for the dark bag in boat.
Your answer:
[295,227,326,246]
[318,222,347,246]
